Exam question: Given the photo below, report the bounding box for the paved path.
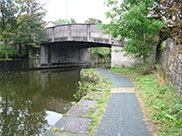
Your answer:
[95,69,153,136]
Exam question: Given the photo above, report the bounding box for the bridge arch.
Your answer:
[41,24,126,67]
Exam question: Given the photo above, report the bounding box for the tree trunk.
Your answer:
[5,53,9,60]
[155,31,163,63]
[19,44,22,55]
[143,54,146,63]
[142,33,146,63]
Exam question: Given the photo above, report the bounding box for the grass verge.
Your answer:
[110,66,182,136]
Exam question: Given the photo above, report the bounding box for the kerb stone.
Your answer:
[54,117,91,134]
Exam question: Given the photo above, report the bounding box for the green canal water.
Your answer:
[0,69,81,135]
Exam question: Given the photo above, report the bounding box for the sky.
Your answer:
[41,0,109,23]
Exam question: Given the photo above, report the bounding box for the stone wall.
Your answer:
[0,47,41,71]
[29,47,41,68]
[91,57,111,68]
[92,57,111,64]
[159,38,182,96]
[111,44,156,68]
[0,59,29,70]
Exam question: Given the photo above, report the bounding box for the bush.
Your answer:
[0,44,19,59]
[91,47,111,58]
[73,81,90,101]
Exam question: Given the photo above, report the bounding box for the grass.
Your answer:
[110,65,182,136]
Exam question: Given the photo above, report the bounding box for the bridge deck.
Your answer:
[44,24,121,46]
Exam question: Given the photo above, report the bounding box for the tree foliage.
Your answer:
[85,18,102,24]
[0,43,18,59]
[103,0,163,63]
[56,18,77,24]
[0,0,21,45]
[154,0,182,43]
[91,47,111,58]
[0,0,46,47]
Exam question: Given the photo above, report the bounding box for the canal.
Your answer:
[0,68,81,135]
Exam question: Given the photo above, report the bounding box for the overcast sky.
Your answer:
[42,0,109,23]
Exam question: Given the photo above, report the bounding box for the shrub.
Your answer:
[0,44,19,59]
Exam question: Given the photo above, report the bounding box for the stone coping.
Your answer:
[44,100,97,136]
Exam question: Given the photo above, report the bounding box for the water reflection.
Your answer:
[0,69,80,135]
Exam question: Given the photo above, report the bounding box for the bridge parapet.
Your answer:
[45,24,121,46]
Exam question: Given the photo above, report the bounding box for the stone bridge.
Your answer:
[44,24,120,47]
[40,24,132,68]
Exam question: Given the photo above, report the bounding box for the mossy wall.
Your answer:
[159,38,182,96]
[0,59,29,70]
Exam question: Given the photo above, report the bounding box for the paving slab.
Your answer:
[78,100,97,107]
[67,106,90,116]
[54,117,91,134]
[111,88,134,93]
[44,132,86,136]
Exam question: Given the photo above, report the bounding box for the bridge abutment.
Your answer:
[41,45,50,65]
[111,45,137,68]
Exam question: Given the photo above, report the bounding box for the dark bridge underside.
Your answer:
[41,41,111,67]
[42,41,111,48]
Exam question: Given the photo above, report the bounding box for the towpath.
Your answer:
[95,69,153,136]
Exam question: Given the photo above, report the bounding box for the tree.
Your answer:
[153,0,182,43]
[0,43,18,59]
[56,19,69,24]
[14,0,46,47]
[70,18,76,24]
[56,18,76,24]
[91,47,110,58]
[0,0,23,45]
[0,0,46,48]
[103,0,163,63]
[85,18,102,24]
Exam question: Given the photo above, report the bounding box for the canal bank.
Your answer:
[44,69,112,136]
[44,69,153,136]
[0,59,91,71]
